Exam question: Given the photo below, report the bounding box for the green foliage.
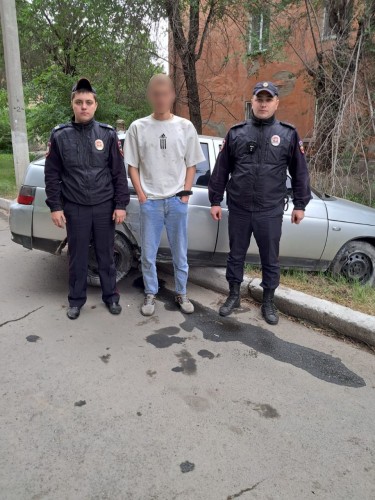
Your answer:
[0,90,12,153]
[1,0,160,144]
[0,154,17,198]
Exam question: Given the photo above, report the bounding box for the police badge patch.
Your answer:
[95,139,104,151]
[271,135,280,146]
[299,140,305,154]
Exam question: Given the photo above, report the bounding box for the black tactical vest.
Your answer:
[226,117,295,211]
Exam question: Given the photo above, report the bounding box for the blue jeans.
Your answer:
[140,197,189,295]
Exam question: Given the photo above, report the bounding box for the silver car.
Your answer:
[9,134,375,287]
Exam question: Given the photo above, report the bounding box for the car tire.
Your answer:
[330,240,375,287]
[87,233,134,287]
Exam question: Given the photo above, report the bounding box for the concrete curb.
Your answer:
[160,264,375,347]
[0,197,12,212]
[248,277,375,347]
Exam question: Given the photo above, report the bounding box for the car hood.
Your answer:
[324,196,375,226]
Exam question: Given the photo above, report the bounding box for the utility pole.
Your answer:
[0,0,29,189]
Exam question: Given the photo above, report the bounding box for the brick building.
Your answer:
[170,4,330,140]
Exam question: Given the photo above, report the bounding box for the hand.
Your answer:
[51,210,66,228]
[138,193,148,204]
[113,209,126,224]
[291,209,305,224]
[210,206,222,221]
[180,196,189,204]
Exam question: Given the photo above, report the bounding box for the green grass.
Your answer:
[0,153,18,199]
[245,265,375,316]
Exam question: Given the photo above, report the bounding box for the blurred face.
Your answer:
[251,91,279,119]
[72,91,98,123]
[148,81,175,115]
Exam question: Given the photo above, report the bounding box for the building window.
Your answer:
[245,101,252,119]
[248,8,270,54]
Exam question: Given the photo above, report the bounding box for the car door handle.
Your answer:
[332,226,341,231]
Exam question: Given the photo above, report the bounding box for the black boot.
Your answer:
[219,282,241,317]
[67,306,81,320]
[261,289,279,325]
[106,302,122,315]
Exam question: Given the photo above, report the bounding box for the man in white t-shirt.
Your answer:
[125,74,205,316]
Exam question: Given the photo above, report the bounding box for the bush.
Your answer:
[0,89,12,153]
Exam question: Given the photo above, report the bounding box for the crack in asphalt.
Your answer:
[227,480,264,499]
[0,306,44,328]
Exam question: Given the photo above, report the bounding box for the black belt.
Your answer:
[176,190,193,197]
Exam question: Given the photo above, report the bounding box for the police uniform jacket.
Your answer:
[45,119,130,212]
[208,114,311,211]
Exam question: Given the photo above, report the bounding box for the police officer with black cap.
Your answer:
[45,78,130,319]
[209,81,311,325]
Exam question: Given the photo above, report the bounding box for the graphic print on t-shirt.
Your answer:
[160,133,167,150]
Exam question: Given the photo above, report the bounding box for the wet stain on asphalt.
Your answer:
[74,400,86,407]
[99,354,111,364]
[146,370,157,377]
[146,332,186,349]
[155,285,365,388]
[249,402,280,419]
[175,349,197,375]
[156,326,180,336]
[180,461,195,473]
[26,335,41,343]
[197,349,215,359]
[171,366,184,372]
[137,411,142,416]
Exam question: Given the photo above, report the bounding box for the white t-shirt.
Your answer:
[124,115,205,199]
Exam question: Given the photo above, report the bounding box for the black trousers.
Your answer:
[226,202,283,290]
[64,199,119,307]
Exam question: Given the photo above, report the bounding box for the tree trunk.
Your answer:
[181,56,202,133]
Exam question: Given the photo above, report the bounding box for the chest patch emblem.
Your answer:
[271,135,280,147]
[95,139,104,151]
[160,134,167,150]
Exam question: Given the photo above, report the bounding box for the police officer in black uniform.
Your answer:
[208,81,311,325]
[45,78,130,320]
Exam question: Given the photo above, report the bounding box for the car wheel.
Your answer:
[330,240,375,286]
[87,233,134,287]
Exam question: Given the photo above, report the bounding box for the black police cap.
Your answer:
[253,81,279,97]
[71,78,97,95]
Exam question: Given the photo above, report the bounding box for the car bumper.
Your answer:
[9,202,33,249]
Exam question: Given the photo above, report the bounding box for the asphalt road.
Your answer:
[0,211,374,500]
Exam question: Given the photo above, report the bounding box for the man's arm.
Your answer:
[180,165,196,203]
[288,131,312,224]
[208,134,232,220]
[45,134,66,228]
[109,133,130,209]
[128,166,147,203]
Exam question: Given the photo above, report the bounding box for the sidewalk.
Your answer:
[0,197,12,212]
[185,266,375,348]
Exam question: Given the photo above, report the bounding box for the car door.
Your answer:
[157,139,220,263]
[278,179,329,269]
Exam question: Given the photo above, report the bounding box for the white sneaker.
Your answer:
[141,294,156,316]
[175,294,194,314]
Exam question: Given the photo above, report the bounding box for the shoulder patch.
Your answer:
[231,120,247,130]
[98,122,114,130]
[279,121,296,130]
[53,123,70,132]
